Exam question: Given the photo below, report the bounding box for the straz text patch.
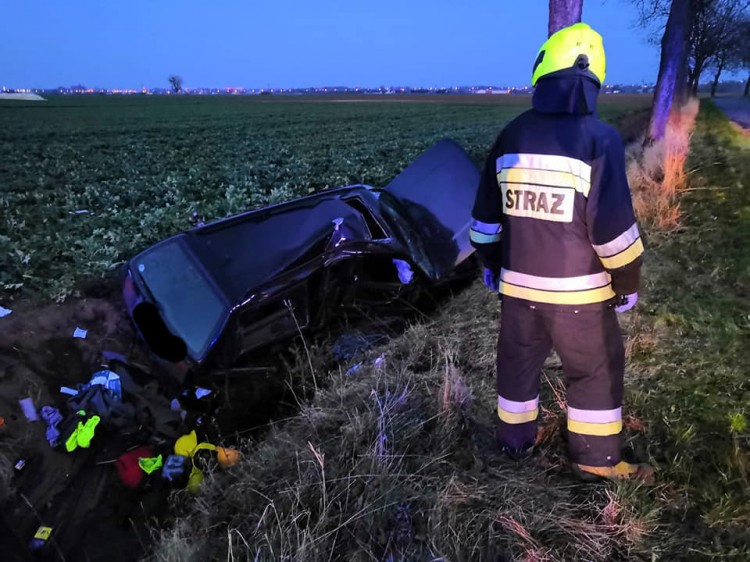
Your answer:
[500,183,574,223]
[495,153,591,224]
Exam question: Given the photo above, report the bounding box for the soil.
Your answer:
[0,274,281,561]
[0,283,165,561]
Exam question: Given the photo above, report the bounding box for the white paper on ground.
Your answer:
[0,306,12,318]
[72,327,88,339]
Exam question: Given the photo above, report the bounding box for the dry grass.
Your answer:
[151,519,206,562]
[627,98,700,232]
[438,349,474,423]
[147,288,663,562]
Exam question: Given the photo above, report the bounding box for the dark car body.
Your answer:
[123,139,480,377]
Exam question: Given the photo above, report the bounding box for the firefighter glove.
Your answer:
[615,292,638,313]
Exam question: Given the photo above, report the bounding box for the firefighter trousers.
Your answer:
[495,297,625,467]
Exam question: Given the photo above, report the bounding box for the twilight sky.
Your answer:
[0,1,660,89]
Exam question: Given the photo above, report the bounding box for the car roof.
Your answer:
[185,192,371,303]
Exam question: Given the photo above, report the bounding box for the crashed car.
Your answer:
[123,139,480,377]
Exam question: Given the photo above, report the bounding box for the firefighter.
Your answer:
[470,22,653,481]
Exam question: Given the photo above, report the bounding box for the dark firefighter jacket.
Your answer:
[470,70,643,308]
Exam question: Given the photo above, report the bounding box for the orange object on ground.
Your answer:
[217,447,241,468]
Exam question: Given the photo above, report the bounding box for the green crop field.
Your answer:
[0,94,649,302]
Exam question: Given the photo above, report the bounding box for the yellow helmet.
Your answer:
[531,23,606,87]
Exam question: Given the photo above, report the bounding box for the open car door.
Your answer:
[384,139,480,280]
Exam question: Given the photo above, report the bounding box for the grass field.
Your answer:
[0,94,648,303]
[6,94,747,561]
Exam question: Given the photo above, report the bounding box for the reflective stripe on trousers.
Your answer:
[497,395,539,424]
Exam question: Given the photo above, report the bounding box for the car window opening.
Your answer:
[343,197,388,239]
[360,256,403,284]
[133,303,188,363]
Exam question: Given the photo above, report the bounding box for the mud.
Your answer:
[0,288,163,561]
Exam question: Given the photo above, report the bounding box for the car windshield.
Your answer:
[376,190,433,277]
[135,240,228,358]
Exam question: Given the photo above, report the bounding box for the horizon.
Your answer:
[4,81,661,92]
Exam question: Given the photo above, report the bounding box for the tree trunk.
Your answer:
[691,63,704,96]
[710,63,724,97]
[548,0,583,37]
[744,74,750,97]
[673,51,691,107]
[687,68,697,97]
[647,0,693,143]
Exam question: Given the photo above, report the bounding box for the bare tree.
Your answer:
[632,0,749,103]
[647,0,694,142]
[548,0,583,36]
[168,75,183,94]
[687,0,749,95]
[707,16,750,95]
[631,0,674,46]
[731,17,750,95]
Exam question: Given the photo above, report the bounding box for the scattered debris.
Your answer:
[162,454,189,488]
[2,338,242,557]
[84,370,123,400]
[116,446,153,489]
[41,406,63,447]
[194,387,212,400]
[172,430,240,493]
[393,258,414,284]
[72,327,88,339]
[189,211,206,227]
[138,454,163,475]
[0,306,12,318]
[170,398,187,421]
[19,397,39,422]
[64,413,100,452]
[346,354,386,377]
[332,332,387,362]
[68,210,91,215]
[30,526,53,550]
[217,447,241,468]
[345,361,363,376]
